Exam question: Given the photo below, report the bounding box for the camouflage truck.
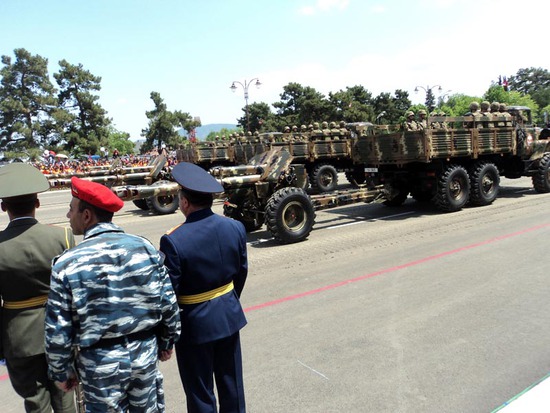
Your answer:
[176,123,372,194]
[47,155,180,215]
[209,106,549,244]
[355,106,550,212]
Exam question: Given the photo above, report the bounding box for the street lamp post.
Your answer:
[414,85,443,112]
[230,78,262,132]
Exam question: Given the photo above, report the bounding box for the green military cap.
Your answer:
[0,163,50,199]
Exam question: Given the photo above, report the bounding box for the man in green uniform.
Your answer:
[0,163,76,413]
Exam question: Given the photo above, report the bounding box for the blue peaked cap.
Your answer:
[171,162,224,194]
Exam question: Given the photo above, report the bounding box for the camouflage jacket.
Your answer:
[45,222,181,382]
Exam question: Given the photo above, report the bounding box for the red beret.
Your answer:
[71,177,124,213]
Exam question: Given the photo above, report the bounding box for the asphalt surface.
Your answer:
[1,175,549,412]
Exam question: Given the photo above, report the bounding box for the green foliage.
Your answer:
[205,127,243,142]
[141,91,198,153]
[107,127,135,154]
[236,102,274,133]
[508,67,550,108]
[0,48,57,149]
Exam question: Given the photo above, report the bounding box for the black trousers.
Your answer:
[176,332,245,413]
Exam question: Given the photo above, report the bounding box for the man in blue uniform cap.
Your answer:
[160,162,248,413]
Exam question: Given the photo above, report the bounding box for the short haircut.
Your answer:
[179,188,213,208]
[77,199,114,222]
[2,194,37,216]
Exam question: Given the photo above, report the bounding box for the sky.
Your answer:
[1,0,548,141]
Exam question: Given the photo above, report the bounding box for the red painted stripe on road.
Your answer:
[244,223,550,313]
[0,373,9,382]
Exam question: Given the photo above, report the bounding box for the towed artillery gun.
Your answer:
[47,155,180,215]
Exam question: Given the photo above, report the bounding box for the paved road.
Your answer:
[1,177,549,412]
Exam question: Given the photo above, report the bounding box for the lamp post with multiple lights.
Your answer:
[414,84,442,112]
[230,78,262,132]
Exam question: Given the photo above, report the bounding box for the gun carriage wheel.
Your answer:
[145,180,179,214]
[265,187,315,244]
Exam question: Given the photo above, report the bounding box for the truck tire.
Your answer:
[532,153,550,193]
[469,162,500,206]
[434,165,470,212]
[265,187,315,244]
[132,199,149,210]
[310,164,338,193]
[145,180,179,214]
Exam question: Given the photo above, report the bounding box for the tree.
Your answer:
[371,89,412,124]
[328,85,375,123]
[54,60,112,155]
[107,127,135,155]
[272,82,331,128]
[508,67,550,109]
[236,102,276,133]
[141,91,198,152]
[0,48,57,149]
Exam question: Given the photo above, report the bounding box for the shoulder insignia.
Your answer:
[166,223,184,235]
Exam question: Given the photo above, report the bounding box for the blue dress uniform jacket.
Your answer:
[160,208,248,345]
[45,222,181,412]
[160,208,248,413]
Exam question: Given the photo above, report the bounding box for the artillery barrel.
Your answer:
[210,165,265,178]
[220,174,263,187]
[111,182,180,201]
[48,172,151,189]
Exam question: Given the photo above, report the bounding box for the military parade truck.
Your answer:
[176,122,375,193]
[182,106,549,244]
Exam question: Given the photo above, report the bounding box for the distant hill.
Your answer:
[178,123,237,140]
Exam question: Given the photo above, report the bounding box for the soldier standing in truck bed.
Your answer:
[0,163,76,413]
[404,110,419,131]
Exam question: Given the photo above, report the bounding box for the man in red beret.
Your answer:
[45,177,181,412]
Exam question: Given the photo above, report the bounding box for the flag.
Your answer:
[498,75,502,86]
[503,76,509,91]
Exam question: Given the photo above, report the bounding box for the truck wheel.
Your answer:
[310,164,338,193]
[532,153,550,193]
[265,187,315,244]
[145,180,179,214]
[469,162,500,206]
[434,165,470,212]
[132,199,149,210]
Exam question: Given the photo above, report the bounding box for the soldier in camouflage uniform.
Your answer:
[480,101,493,127]
[499,103,513,127]
[417,109,428,130]
[465,102,481,128]
[404,111,419,131]
[45,177,181,413]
